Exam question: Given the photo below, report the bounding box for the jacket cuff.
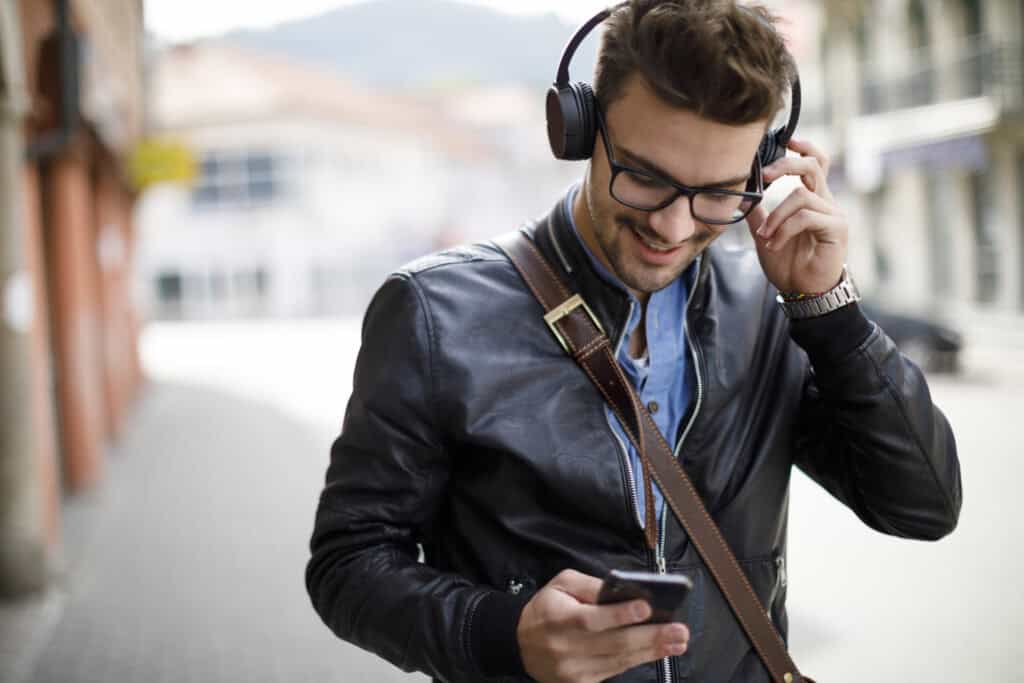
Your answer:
[788,302,874,367]
[467,590,532,678]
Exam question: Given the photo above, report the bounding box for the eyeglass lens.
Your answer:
[611,170,757,224]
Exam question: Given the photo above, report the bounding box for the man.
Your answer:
[306,2,962,682]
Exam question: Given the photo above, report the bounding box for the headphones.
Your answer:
[545,1,802,173]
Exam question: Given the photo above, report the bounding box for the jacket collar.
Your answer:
[527,187,711,346]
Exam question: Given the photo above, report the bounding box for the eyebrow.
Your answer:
[617,145,750,190]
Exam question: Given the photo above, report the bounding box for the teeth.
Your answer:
[634,228,673,252]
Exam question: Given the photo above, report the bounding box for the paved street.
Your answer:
[8,377,425,683]
[1,319,1022,682]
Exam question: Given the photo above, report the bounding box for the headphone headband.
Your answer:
[546,1,802,170]
[554,3,626,87]
[555,2,627,87]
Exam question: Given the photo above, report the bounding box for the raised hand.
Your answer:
[747,137,848,297]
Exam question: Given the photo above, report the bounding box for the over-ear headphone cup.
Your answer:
[546,86,571,159]
[574,82,597,160]
[758,130,786,168]
[546,82,599,161]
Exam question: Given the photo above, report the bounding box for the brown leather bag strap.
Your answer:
[494,230,813,683]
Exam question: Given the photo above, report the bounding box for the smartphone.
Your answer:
[596,569,693,623]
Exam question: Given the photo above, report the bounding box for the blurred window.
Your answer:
[866,186,890,288]
[962,0,983,37]
[959,0,987,100]
[1018,150,1024,310]
[156,272,182,301]
[908,0,929,50]
[155,271,184,319]
[230,268,271,317]
[209,271,227,301]
[924,171,952,298]
[905,0,935,107]
[855,12,882,114]
[253,269,268,296]
[191,149,289,210]
[968,169,999,304]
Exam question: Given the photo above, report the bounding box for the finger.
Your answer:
[589,644,681,681]
[756,186,833,241]
[746,203,768,235]
[761,155,826,195]
[587,621,689,656]
[550,569,603,604]
[575,599,651,633]
[787,137,830,175]
[588,624,691,678]
[764,209,844,252]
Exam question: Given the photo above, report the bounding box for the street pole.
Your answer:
[0,0,48,595]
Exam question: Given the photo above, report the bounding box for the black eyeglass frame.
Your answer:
[595,106,765,226]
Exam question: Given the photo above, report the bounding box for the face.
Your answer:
[575,74,769,299]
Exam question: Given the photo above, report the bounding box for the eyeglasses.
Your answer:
[595,106,764,226]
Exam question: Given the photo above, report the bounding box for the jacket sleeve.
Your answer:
[305,273,530,682]
[788,303,962,540]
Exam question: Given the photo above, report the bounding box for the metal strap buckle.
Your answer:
[543,294,604,353]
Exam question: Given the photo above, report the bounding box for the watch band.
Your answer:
[776,267,861,319]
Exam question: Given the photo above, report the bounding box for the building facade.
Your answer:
[138,45,446,319]
[136,45,581,321]
[0,0,146,595]
[819,0,1024,331]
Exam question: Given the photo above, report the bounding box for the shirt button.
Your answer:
[647,401,659,414]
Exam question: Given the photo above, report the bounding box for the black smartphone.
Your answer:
[596,569,693,623]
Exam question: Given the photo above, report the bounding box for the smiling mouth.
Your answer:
[629,225,681,253]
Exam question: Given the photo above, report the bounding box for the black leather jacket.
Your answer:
[306,192,962,682]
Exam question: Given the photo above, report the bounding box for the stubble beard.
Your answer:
[588,198,710,296]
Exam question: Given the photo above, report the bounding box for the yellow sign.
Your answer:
[128,138,198,191]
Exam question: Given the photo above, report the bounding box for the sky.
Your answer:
[144,0,600,43]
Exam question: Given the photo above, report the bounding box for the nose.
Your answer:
[647,193,697,245]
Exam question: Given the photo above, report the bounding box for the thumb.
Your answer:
[550,569,604,605]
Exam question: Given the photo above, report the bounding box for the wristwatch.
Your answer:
[776,266,861,319]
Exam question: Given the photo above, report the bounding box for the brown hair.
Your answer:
[594,0,796,125]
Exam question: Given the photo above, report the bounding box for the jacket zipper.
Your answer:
[607,297,677,683]
[602,261,705,683]
[656,512,672,683]
[657,257,705,683]
[768,554,787,617]
[607,300,645,528]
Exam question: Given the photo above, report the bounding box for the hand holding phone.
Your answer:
[517,569,691,683]
[596,569,693,623]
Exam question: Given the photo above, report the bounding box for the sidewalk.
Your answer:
[3,319,1022,682]
[1,380,424,683]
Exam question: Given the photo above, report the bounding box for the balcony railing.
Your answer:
[858,35,1023,116]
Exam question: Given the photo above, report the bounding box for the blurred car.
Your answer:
[860,302,963,374]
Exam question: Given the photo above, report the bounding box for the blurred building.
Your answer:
[819,0,1024,327]
[137,45,576,320]
[138,44,450,319]
[0,0,146,595]
[138,44,585,321]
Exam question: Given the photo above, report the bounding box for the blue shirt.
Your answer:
[564,187,695,531]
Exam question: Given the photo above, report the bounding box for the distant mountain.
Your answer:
[219,0,599,89]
